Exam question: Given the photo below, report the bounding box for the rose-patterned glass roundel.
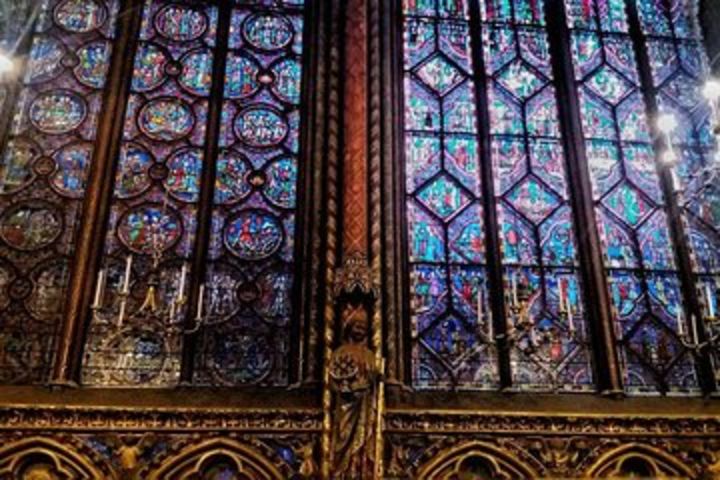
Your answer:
[0,204,62,251]
[165,148,202,203]
[270,58,301,104]
[0,140,37,194]
[224,54,261,99]
[115,144,153,198]
[234,107,288,148]
[74,42,111,88]
[118,205,182,254]
[26,37,65,84]
[51,142,92,197]
[131,43,168,92]
[263,157,297,209]
[179,49,213,96]
[138,98,194,141]
[103,329,168,384]
[214,151,252,205]
[154,5,207,42]
[54,0,107,33]
[29,91,86,134]
[242,13,293,51]
[224,210,283,261]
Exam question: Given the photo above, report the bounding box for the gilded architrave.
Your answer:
[384,410,720,478]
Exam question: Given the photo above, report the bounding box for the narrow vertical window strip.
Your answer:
[635,0,720,387]
[0,0,118,383]
[403,0,499,389]
[192,0,307,387]
[82,0,218,387]
[482,0,594,391]
[566,0,698,394]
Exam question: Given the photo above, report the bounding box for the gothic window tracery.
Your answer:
[403,0,720,394]
[0,0,310,387]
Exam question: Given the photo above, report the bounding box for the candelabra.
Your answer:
[90,199,225,334]
[474,274,585,357]
[657,77,720,356]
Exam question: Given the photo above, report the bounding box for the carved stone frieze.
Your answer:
[384,411,720,479]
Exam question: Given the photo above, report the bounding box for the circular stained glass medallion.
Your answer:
[51,142,92,197]
[224,53,261,99]
[54,0,107,33]
[115,143,153,198]
[165,148,202,203]
[254,268,292,321]
[224,210,283,261]
[138,98,194,141]
[131,43,168,92]
[207,330,273,384]
[74,41,111,88]
[214,151,252,205]
[26,36,65,84]
[179,49,212,96]
[0,139,38,194]
[263,157,297,209]
[0,203,62,251]
[29,91,86,134]
[27,260,69,320]
[234,106,288,148]
[154,4,207,42]
[242,13,293,51]
[104,328,168,384]
[270,58,301,104]
[118,205,182,254]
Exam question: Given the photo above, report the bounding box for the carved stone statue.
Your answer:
[329,305,378,479]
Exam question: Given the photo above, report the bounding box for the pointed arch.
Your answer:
[149,438,285,480]
[416,440,539,479]
[585,442,695,478]
[0,436,107,479]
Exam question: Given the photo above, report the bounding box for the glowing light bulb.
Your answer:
[660,149,678,166]
[656,113,678,134]
[703,79,720,102]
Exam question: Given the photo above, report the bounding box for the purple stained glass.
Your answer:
[0,0,118,384]
[194,1,306,387]
[569,0,699,394]
[636,0,720,388]
[485,2,591,391]
[83,0,217,387]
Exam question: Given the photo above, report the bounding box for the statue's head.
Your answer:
[343,305,368,344]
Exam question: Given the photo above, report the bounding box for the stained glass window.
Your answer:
[566,0,698,394]
[0,0,118,382]
[81,0,307,387]
[81,0,218,386]
[404,0,592,391]
[404,0,718,394]
[404,0,497,389]
[483,0,592,390]
[635,0,720,385]
[193,2,305,386]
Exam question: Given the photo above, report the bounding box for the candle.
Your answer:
[196,284,205,320]
[117,299,126,328]
[568,304,575,333]
[692,314,699,345]
[92,269,105,309]
[559,281,566,314]
[707,284,716,318]
[676,308,685,337]
[529,312,537,344]
[178,263,187,301]
[487,309,494,340]
[122,255,133,294]
[512,273,518,306]
[476,285,483,326]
